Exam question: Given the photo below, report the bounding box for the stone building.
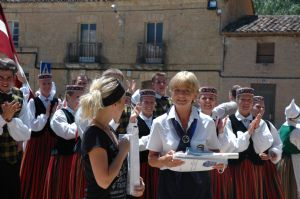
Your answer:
[2,0,300,126]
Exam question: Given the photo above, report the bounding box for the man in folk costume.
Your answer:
[251,96,284,198]
[20,65,58,199]
[151,72,172,117]
[135,89,158,199]
[43,85,84,199]
[278,99,300,199]
[218,87,274,199]
[0,58,31,199]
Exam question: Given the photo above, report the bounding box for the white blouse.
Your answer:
[147,105,220,161]
[218,111,273,154]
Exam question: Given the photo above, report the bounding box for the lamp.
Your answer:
[207,0,217,10]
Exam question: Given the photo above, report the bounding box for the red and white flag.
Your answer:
[0,3,30,89]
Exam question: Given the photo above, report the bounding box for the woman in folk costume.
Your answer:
[147,71,223,199]
[278,99,300,199]
[20,70,58,199]
[135,89,159,199]
[43,85,84,199]
[197,87,231,199]
[80,76,144,199]
[218,87,274,199]
[0,58,31,199]
[251,96,284,198]
[69,75,89,199]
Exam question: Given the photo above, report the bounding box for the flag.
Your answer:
[0,3,31,91]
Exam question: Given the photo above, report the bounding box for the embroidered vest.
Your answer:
[137,116,151,163]
[0,88,23,165]
[31,97,58,137]
[279,125,300,155]
[51,108,76,156]
[228,114,265,165]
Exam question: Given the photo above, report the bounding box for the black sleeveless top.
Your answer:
[228,114,266,165]
[31,97,58,137]
[51,108,76,156]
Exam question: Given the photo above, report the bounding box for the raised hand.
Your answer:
[216,115,228,134]
[1,101,21,122]
[126,79,136,94]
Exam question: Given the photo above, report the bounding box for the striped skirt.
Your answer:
[43,154,73,199]
[277,155,297,199]
[20,132,57,199]
[69,152,86,199]
[210,168,233,199]
[138,162,159,199]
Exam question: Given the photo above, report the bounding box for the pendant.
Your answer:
[182,135,190,144]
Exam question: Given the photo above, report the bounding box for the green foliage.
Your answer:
[253,0,300,15]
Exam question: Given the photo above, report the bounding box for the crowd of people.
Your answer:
[0,57,300,199]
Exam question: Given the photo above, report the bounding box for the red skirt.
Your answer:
[138,162,159,199]
[43,154,73,199]
[69,153,86,199]
[20,132,57,199]
[210,168,233,199]
[229,160,264,199]
[262,160,285,199]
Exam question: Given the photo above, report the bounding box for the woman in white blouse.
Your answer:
[147,71,221,199]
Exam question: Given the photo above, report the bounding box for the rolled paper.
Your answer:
[126,123,140,195]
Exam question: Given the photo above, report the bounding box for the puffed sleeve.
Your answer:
[146,119,163,153]
[267,122,282,164]
[24,98,49,131]
[50,109,77,140]
[251,120,273,154]
[218,119,251,153]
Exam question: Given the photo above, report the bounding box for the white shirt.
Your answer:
[0,89,31,141]
[24,94,52,131]
[139,112,153,129]
[219,111,273,154]
[50,107,77,140]
[146,105,220,164]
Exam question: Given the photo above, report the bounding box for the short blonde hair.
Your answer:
[79,76,124,120]
[169,71,199,94]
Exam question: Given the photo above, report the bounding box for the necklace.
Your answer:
[92,119,118,146]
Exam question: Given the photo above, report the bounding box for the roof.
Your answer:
[223,15,300,34]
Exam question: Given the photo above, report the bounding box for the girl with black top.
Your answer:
[80,76,144,199]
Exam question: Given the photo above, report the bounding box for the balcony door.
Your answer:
[80,24,96,62]
[145,23,163,64]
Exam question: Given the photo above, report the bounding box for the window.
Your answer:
[80,24,96,43]
[8,21,19,48]
[146,23,163,45]
[256,43,275,64]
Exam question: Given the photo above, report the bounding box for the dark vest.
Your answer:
[137,115,153,163]
[228,114,265,165]
[51,108,76,156]
[31,97,58,137]
[154,97,171,117]
[0,88,23,165]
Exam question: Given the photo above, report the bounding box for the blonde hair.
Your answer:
[79,76,122,120]
[169,71,199,94]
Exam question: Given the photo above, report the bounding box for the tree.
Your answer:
[253,0,300,15]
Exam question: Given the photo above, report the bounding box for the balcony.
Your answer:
[67,42,102,63]
[136,42,166,65]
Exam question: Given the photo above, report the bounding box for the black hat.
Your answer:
[0,58,17,72]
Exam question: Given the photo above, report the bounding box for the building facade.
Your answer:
[3,0,300,126]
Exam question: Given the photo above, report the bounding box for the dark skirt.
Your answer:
[43,154,73,199]
[277,155,297,199]
[0,161,21,199]
[158,169,211,199]
[138,162,159,199]
[20,132,57,199]
[69,152,86,199]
